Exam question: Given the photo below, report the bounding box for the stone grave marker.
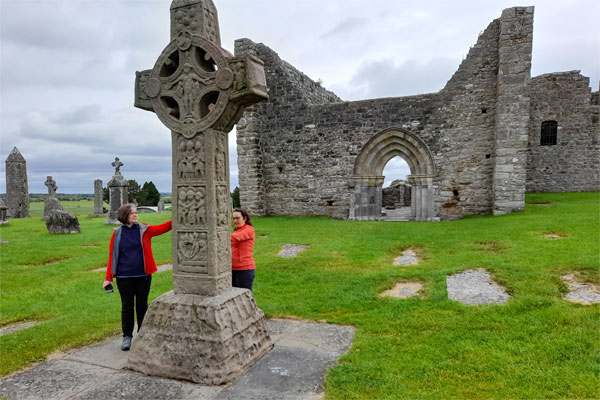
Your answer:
[0,197,8,225]
[104,157,129,225]
[127,0,271,385]
[43,176,63,220]
[93,179,104,215]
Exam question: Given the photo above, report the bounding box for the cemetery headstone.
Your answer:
[46,210,81,234]
[157,199,165,212]
[0,197,8,225]
[5,147,29,218]
[127,0,271,384]
[104,157,129,225]
[93,179,104,215]
[43,176,63,220]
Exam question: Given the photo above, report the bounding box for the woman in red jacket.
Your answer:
[231,208,256,291]
[102,204,172,351]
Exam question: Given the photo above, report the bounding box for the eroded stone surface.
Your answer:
[378,282,423,299]
[393,248,419,266]
[278,244,309,258]
[127,288,272,385]
[446,269,510,305]
[561,275,600,305]
[46,210,81,234]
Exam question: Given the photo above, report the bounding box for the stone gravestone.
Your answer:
[104,157,129,225]
[157,199,165,212]
[127,0,271,385]
[43,176,63,220]
[5,147,29,218]
[0,196,8,225]
[93,179,104,215]
[46,210,81,234]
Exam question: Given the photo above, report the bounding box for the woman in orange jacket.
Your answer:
[231,208,256,291]
[102,204,172,351]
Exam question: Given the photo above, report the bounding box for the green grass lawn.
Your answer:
[1,193,599,399]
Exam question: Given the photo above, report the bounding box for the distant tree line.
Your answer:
[103,180,161,206]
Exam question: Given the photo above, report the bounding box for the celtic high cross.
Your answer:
[134,0,267,296]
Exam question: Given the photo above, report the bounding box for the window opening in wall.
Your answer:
[326,200,334,206]
[540,121,558,146]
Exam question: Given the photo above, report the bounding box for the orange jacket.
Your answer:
[105,220,172,280]
[231,224,255,270]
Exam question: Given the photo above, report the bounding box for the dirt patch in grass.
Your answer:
[21,256,70,266]
[543,231,567,240]
[474,240,507,253]
[0,321,38,336]
[528,202,553,207]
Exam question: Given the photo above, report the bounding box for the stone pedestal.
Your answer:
[105,174,128,225]
[127,288,272,385]
[43,198,63,220]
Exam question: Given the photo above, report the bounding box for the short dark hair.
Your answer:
[233,208,252,227]
[117,204,136,224]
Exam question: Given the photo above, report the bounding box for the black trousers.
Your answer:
[232,269,255,291]
[116,275,152,337]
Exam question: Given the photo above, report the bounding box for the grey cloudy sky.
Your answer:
[1,0,598,193]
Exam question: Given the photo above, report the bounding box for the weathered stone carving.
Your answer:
[5,147,29,218]
[104,158,129,225]
[127,0,271,385]
[46,210,81,234]
[43,176,63,220]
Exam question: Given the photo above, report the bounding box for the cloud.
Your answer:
[321,17,368,39]
[332,56,459,100]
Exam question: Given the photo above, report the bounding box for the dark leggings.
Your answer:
[232,269,255,291]
[116,275,152,337]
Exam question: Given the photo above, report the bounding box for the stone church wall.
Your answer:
[526,71,600,192]
[234,7,597,221]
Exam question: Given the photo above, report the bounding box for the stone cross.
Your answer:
[111,157,123,175]
[128,0,271,385]
[134,0,268,297]
[45,176,57,197]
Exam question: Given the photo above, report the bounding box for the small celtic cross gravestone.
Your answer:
[127,0,271,385]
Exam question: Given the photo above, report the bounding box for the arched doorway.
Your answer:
[350,128,436,221]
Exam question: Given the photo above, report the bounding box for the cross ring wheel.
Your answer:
[144,31,234,137]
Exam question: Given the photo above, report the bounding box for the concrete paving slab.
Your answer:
[0,318,354,400]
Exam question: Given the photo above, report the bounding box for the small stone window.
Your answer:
[540,121,557,146]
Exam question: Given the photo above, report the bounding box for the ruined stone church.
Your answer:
[234,6,599,221]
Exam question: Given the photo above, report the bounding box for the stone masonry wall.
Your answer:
[234,8,596,221]
[235,15,504,220]
[526,72,600,192]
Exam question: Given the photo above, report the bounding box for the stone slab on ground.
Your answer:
[378,282,423,299]
[278,244,309,258]
[0,318,354,400]
[393,248,419,266]
[561,275,600,305]
[446,269,510,305]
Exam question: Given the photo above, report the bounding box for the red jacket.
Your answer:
[105,220,172,280]
[231,224,255,270]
